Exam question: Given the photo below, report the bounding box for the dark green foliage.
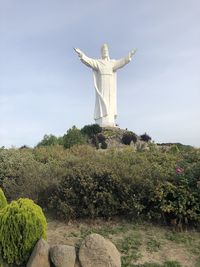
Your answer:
[122,131,137,145]
[140,133,152,142]
[48,164,123,219]
[97,133,106,143]
[91,133,107,149]
[150,181,200,225]
[101,141,108,149]
[81,124,102,138]
[37,134,63,147]
[63,126,86,149]
[0,198,47,265]
[0,188,7,210]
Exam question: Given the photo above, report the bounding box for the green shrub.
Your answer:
[140,133,152,142]
[97,133,106,143]
[63,126,86,149]
[101,141,108,149]
[122,131,137,145]
[91,133,107,149]
[36,134,63,147]
[81,124,102,138]
[0,188,7,210]
[150,181,200,225]
[48,164,123,219]
[0,198,47,265]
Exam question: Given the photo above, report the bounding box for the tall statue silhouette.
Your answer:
[74,44,136,127]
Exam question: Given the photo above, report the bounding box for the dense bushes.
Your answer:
[0,145,200,227]
[122,131,137,145]
[0,198,47,265]
[47,164,123,219]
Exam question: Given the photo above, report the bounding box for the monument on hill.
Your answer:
[74,44,136,127]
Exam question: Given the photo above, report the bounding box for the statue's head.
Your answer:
[101,44,109,59]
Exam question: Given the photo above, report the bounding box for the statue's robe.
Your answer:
[80,54,131,127]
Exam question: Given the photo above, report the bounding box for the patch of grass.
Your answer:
[164,231,200,256]
[146,238,161,252]
[79,223,131,238]
[118,232,143,266]
[164,231,192,243]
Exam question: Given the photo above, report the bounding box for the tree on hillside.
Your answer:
[63,126,86,149]
[37,134,63,147]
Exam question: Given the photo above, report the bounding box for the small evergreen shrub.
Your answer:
[81,124,102,138]
[101,141,108,149]
[92,134,107,149]
[63,126,86,149]
[122,131,137,145]
[140,133,152,142]
[0,198,47,265]
[0,188,7,210]
[97,133,106,143]
[36,134,62,147]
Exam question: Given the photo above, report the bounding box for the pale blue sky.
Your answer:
[0,0,200,147]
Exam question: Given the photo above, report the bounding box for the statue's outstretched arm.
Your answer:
[74,48,98,70]
[113,49,137,71]
[74,48,84,57]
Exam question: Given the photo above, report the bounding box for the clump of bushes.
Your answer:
[122,131,137,145]
[0,198,47,265]
[0,143,200,228]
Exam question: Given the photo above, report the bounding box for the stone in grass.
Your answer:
[26,239,50,267]
[79,233,121,267]
[50,245,76,267]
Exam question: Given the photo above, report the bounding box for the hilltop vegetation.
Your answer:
[0,125,199,229]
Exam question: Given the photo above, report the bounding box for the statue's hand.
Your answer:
[74,48,83,57]
[129,49,137,58]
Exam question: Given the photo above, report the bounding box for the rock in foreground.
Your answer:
[79,233,121,267]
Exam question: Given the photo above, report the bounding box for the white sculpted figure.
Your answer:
[74,44,136,127]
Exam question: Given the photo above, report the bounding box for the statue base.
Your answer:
[95,116,116,127]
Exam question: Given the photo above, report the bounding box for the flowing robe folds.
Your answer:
[79,53,132,127]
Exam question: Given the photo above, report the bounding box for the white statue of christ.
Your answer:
[74,44,136,127]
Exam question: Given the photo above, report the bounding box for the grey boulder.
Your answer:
[79,233,121,267]
[50,245,76,267]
